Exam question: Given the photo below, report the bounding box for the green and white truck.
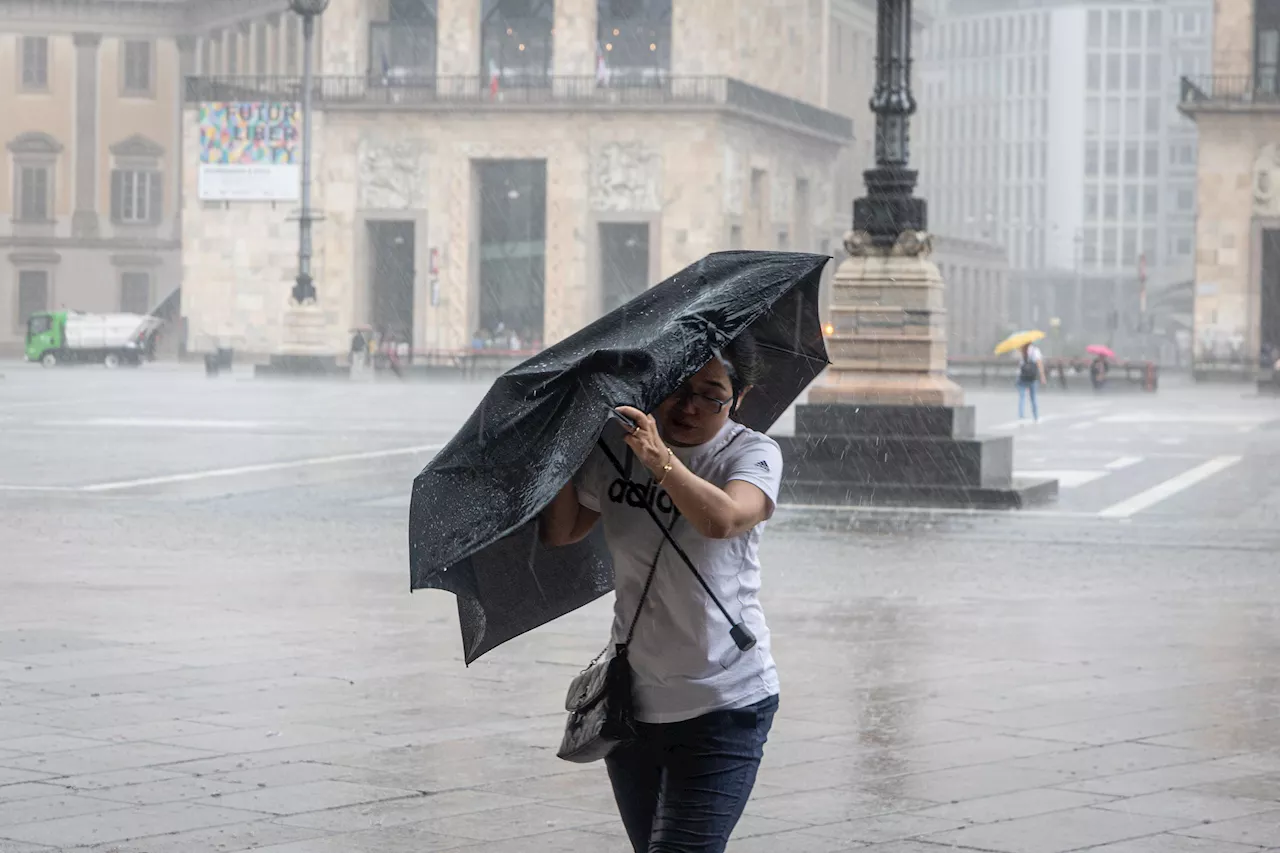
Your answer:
[24,311,163,368]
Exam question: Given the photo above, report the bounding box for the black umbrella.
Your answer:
[409,250,830,663]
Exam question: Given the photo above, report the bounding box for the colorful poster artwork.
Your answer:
[197,102,302,201]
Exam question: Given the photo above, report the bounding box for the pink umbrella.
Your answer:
[1087,344,1115,359]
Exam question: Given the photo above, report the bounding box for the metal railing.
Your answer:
[184,74,853,139]
[1180,73,1280,107]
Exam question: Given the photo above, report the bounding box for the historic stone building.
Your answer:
[1181,0,1280,377]
[0,0,282,357]
[179,0,853,360]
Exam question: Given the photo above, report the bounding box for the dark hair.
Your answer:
[722,331,762,391]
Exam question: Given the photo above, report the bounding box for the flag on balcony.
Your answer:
[595,41,609,87]
[489,59,500,98]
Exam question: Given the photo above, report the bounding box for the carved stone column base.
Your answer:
[259,303,340,376]
[808,371,964,407]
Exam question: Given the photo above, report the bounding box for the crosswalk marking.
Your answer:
[1104,455,1144,470]
[1097,456,1243,519]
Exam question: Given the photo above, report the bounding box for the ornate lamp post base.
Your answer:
[772,0,1057,510]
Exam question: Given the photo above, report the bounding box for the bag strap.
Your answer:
[622,521,671,647]
[596,437,741,636]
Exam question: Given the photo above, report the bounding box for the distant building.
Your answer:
[915,0,1210,348]
[1180,0,1280,377]
[0,0,281,357]
[933,235,1010,356]
[179,0,854,360]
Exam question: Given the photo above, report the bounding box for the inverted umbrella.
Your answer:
[1086,344,1116,359]
[994,329,1045,355]
[409,250,830,663]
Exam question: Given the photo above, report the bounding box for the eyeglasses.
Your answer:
[671,384,733,415]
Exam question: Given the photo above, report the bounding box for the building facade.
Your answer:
[1181,0,1280,375]
[915,0,1210,352]
[0,0,283,357]
[179,0,853,360]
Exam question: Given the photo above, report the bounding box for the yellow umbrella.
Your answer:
[994,329,1045,355]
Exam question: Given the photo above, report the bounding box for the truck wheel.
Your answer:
[40,352,58,368]
[103,353,121,369]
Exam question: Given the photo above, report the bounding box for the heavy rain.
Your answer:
[2,0,1279,851]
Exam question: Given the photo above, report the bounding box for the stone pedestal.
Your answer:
[778,231,1057,509]
[256,304,340,376]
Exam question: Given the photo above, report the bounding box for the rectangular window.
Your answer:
[1083,228,1099,264]
[1127,10,1142,47]
[1124,185,1139,217]
[1146,54,1162,91]
[17,165,51,221]
[1102,228,1118,265]
[1177,187,1194,211]
[1143,186,1158,216]
[17,270,50,329]
[120,272,151,314]
[1104,187,1118,219]
[286,16,300,74]
[1121,228,1137,265]
[1106,54,1121,89]
[1142,227,1158,263]
[21,36,48,90]
[123,40,152,95]
[254,22,268,74]
[1126,54,1142,89]
[1085,186,1098,218]
[1145,97,1161,132]
[111,170,163,224]
[1148,9,1162,45]
[1144,142,1159,177]
[1106,97,1121,134]
[1124,141,1139,176]
[1104,141,1119,176]
[1125,96,1141,134]
[1085,143,1099,176]
[1087,53,1102,89]
[1107,10,1122,47]
[1088,10,1103,46]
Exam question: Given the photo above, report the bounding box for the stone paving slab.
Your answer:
[4,374,1280,851]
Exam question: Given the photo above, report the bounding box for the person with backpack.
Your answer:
[1017,341,1046,422]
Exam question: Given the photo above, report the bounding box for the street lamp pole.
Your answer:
[853,0,927,247]
[289,0,330,305]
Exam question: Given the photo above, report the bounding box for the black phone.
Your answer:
[608,408,637,432]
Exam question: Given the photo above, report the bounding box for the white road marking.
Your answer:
[776,503,1095,519]
[0,485,81,492]
[1156,437,1185,446]
[988,415,1061,431]
[1014,470,1107,489]
[1098,413,1273,426]
[1104,455,1144,470]
[79,445,441,493]
[1097,456,1243,519]
[41,417,276,429]
[1068,420,1097,431]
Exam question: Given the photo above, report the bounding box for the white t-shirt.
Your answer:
[1018,344,1043,364]
[576,420,783,724]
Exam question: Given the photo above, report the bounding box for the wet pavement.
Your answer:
[1,363,1280,851]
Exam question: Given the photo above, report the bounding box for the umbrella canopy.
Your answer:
[409,251,830,663]
[1086,344,1116,359]
[994,329,1045,355]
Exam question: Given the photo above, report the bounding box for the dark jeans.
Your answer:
[605,694,779,853]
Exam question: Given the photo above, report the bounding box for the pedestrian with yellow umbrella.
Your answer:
[995,330,1047,423]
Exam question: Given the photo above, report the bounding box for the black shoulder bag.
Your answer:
[555,531,666,763]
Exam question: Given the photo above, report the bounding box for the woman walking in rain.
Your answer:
[1017,340,1047,422]
[540,332,782,853]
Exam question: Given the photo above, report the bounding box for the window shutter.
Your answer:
[111,170,124,223]
[149,171,164,223]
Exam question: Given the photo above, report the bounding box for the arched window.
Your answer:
[481,0,553,88]
[596,0,671,86]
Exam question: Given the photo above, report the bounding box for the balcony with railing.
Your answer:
[369,22,436,79]
[1179,73,1280,113]
[183,74,854,141]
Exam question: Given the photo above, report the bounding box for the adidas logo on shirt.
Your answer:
[754,459,770,472]
[607,476,681,521]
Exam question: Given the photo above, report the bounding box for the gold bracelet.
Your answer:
[654,447,674,486]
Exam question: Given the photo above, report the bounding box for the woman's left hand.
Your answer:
[615,406,669,474]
